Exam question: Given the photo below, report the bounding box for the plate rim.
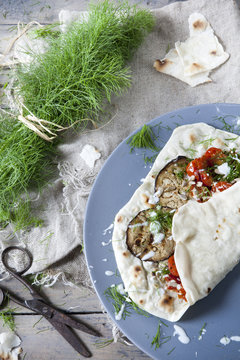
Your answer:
[83,102,240,359]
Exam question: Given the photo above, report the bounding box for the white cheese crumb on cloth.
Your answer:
[154,12,229,87]
[0,332,22,360]
[80,144,101,168]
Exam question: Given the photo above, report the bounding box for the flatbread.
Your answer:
[154,49,211,87]
[112,123,240,321]
[154,13,229,86]
[173,182,240,305]
[176,14,229,76]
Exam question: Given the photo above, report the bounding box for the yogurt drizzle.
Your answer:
[173,325,190,344]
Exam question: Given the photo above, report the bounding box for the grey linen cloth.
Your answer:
[0,0,239,287]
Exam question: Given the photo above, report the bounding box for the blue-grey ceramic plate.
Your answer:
[84,103,240,360]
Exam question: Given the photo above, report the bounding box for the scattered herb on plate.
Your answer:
[105,284,149,320]
[127,124,160,153]
[151,321,171,350]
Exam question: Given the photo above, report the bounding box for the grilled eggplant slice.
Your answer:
[155,156,190,209]
[126,207,174,262]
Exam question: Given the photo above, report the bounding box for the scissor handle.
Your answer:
[1,246,39,297]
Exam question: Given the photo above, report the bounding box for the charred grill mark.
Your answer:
[193,19,207,30]
[154,59,173,72]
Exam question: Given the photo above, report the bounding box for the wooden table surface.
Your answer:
[0,1,177,359]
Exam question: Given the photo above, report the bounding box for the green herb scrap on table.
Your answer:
[0,0,155,231]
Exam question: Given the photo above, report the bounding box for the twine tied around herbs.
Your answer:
[17,99,83,142]
[12,98,98,142]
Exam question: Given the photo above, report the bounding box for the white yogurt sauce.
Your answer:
[105,270,115,276]
[153,233,165,244]
[220,335,240,345]
[230,336,240,342]
[115,304,125,321]
[220,336,231,346]
[101,239,112,246]
[102,223,114,235]
[141,250,155,261]
[173,325,190,344]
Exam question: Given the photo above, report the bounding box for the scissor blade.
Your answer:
[51,310,102,337]
[46,316,92,358]
[25,299,101,337]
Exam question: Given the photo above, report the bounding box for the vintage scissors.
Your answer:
[0,246,101,358]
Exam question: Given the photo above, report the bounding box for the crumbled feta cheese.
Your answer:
[215,162,230,177]
[80,144,101,168]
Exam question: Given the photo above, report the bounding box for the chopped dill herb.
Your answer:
[213,115,240,134]
[127,124,159,152]
[224,150,240,182]
[147,207,173,231]
[166,44,171,53]
[151,322,171,350]
[179,142,197,158]
[224,136,239,141]
[198,322,207,340]
[105,284,149,319]
[94,338,114,348]
[198,137,216,147]
[0,306,17,331]
[175,170,184,179]
[167,346,176,355]
[144,153,158,164]
[159,320,168,327]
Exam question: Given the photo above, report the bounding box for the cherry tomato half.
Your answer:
[204,147,226,166]
[212,181,232,192]
[168,255,179,277]
[199,171,213,187]
[186,157,207,180]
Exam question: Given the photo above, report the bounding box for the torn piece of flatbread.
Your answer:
[176,13,229,76]
[154,49,211,87]
[154,13,229,87]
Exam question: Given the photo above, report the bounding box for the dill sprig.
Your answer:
[0,0,155,230]
[127,124,159,152]
[0,306,17,331]
[16,1,155,128]
[147,206,173,232]
[224,150,240,182]
[151,322,171,350]
[198,322,207,340]
[105,284,149,319]
[94,338,114,348]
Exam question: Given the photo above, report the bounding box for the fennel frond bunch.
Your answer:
[0,0,155,229]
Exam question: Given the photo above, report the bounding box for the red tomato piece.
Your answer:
[199,171,213,187]
[212,181,232,192]
[186,157,208,180]
[168,255,179,277]
[204,147,226,166]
